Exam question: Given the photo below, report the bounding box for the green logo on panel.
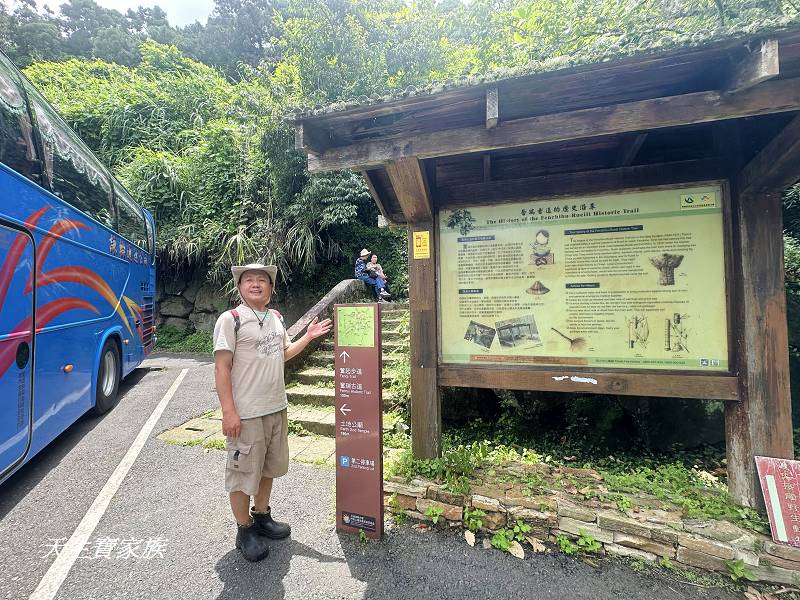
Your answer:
[337,306,375,347]
[680,192,717,210]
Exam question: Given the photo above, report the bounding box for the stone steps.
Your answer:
[377,303,409,313]
[293,367,401,387]
[286,403,337,436]
[286,383,396,408]
[287,403,399,437]
[381,316,406,327]
[305,351,404,368]
[286,383,338,407]
[280,302,408,441]
[377,328,406,341]
[292,367,338,386]
[319,338,406,352]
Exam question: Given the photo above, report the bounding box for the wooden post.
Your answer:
[386,158,441,459]
[726,188,794,507]
[407,222,440,458]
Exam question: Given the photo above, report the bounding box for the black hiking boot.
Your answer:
[235,522,270,562]
[251,507,291,539]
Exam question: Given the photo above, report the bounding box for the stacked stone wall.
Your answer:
[384,476,800,585]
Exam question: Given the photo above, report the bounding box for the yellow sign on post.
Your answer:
[413,231,430,259]
[438,185,729,371]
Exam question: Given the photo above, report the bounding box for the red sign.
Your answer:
[756,456,800,547]
[334,304,383,539]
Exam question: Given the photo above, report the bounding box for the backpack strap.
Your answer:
[269,308,284,323]
[230,309,241,337]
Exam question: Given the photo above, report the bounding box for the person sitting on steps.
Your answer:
[365,253,391,299]
[354,248,390,302]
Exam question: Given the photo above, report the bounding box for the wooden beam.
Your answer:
[436,158,726,207]
[736,115,800,197]
[386,157,433,223]
[614,133,647,167]
[424,158,437,194]
[439,366,738,400]
[486,86,498,130]
[294,122,331,155]
[360,170,395,224]
[726,189,794,508]
[306,78,800,172]
[724,39,779,95]
[482,154,492,182]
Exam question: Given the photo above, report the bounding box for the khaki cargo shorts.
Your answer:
[224,409,289,496]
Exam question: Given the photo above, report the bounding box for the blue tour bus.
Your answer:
[0,51,155,484]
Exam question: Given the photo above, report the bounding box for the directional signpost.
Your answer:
[334,304,383,539]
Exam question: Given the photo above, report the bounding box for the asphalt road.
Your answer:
[0,354,745,600]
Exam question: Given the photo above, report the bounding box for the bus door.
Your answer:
[0,220,34,476]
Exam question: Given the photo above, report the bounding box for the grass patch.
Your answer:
[288,420,317,437]
[156,325,213,353]
[386,441,488,482]
[603,464,767,533]
[383,430,411,449]
[383,312,410,416]
[164,437,225,450]
[627,556,730,589]
[295,455,334,467]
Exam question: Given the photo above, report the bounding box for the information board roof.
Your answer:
[288,16,800,122]
[292,22,800,226]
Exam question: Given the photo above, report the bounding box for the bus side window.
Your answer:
[144,214,155,260]
[23,81,115,230]
[0,53,41,185]
[114,183,147,251]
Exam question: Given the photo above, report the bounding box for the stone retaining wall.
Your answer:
[384,475,800,585]
[155,265,370,334]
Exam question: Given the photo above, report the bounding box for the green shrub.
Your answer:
[490,528,514,551]
[425,505,444,524]
[155,325,213,353]
[463,507,485,532]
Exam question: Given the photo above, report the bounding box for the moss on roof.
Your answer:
[288,15,800,122]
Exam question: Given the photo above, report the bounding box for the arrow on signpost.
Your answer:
[339,350,350,363]
[339,404,351,416]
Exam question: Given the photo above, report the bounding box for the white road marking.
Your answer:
[30,368,189,600]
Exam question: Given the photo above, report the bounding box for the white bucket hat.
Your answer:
[231,263,277,285]
[359,248,370,258]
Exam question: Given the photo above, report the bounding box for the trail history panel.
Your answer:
[439,184,729,371]
[334,304,383,539]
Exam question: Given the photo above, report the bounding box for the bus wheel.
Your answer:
[91,340,121,416]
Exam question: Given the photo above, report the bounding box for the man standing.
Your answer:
[213,263,332,562]
[355,248,390,301]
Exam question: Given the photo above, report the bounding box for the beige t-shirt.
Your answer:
[213,304,291,419]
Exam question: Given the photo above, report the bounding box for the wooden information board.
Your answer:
[439,184,729,372]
